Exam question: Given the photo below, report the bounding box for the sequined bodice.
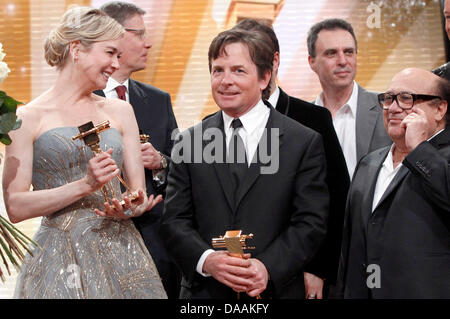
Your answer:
[32,127,124,229]
[33,126,123,190]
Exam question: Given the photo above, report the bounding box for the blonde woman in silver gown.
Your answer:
[2,7,167,299]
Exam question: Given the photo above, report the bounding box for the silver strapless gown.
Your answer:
[14,127,167,299]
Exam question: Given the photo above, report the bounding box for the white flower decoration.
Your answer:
[0,43,5,61]
[0,43,10,83]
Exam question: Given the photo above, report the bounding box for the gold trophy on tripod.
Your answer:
[212,230,261,299]
[139,131,167,191]
[72,120,139,206]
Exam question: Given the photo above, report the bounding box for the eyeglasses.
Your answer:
[125,28,147,40]
[377,92,442,110]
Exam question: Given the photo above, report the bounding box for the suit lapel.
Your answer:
[372,165,409,214]
[93,89,105,97]
[128,79,147,110]
[372,128,450,213]
[234,105,283,210]
[355,85,379,160]
[361,147,390,229]
[275,88,290,115]
[429,128,450,148]
[205,112,235,211]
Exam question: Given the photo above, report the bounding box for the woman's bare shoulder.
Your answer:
[16,95,57,138]
[99,97,134,126]
[100,95,132,111]
[19,91,56,114]
[17,101,43,124]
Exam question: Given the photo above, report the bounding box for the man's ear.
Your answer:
[260,69,272,91]
[436,99,448,122]
[308,55,317,73]
[273,52,280,74]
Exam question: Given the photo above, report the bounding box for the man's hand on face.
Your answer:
[401,107,430,152]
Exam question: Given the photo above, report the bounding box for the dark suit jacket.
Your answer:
[275,88,350,284]
[160,103,329,299]
[337,129,450,298]
[432,61,450,81]
[94,79,178,262]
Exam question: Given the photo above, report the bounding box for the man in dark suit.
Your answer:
[432,0,450,80]
[160,29,329,299]
[232,19,349,299]
[96,1,180,299]
[337,68,450,298]
[307,19,391,180]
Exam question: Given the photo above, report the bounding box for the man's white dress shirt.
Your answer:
[267,86,280,109]
[103,77,130,102]
[315,81,358,179]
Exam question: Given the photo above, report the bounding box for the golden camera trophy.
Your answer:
[72,120,139,206]
[139,131,149,144]
[212,230,261,299]
[139,131,167,189]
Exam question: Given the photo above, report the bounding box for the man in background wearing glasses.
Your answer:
[96,1,180,299]
[337,68,450,298]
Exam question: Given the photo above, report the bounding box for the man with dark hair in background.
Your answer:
[307,18,391,181]
[233,18,349,299]
[96,1,180,299]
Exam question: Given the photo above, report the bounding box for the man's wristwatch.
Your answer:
[158,151,168,169]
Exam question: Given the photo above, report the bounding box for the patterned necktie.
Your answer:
[115,85,127,101]
[228,118,248,203]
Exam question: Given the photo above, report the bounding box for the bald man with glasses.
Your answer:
[337,68,450,298]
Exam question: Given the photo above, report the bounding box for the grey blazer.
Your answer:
[354,84,392,161]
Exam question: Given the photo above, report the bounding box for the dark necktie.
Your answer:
[228,118,248,203]
[115,85,127,101]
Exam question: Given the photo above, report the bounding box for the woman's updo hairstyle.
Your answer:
[44,6,124,69]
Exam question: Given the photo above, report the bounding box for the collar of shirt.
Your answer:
[103,77,130,100]
[372,128,444,213]
[315,81,359,117]
[383,143,402,173]
[267,85,280,109]
[222,100,270,164]
[315,81,359,178]
[372,143,403,212]
[429,128,444,141]
[222,99,269,136]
